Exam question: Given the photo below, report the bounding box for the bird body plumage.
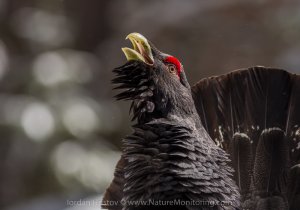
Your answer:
[105,61,239,210]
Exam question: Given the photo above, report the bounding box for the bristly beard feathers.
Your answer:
[112,61,156,123]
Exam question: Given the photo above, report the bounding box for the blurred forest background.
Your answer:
[0,0,300,210]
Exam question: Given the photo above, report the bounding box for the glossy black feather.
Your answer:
[229,133,252,195]
[288,164,300,209]
[122,121,239,210]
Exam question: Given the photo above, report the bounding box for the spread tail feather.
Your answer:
[192,67,300,209]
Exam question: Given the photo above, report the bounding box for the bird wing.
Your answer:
[102,156,125,210]
[191,66,300,209]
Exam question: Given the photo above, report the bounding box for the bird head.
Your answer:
[113,33,194,123]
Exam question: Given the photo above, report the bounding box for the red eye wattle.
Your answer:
[164,56,182,77]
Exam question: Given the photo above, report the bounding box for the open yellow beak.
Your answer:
[122,33,154,65]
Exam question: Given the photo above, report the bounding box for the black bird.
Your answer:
[102,33,300,210]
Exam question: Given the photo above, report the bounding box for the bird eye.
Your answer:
[167,64,178,75]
